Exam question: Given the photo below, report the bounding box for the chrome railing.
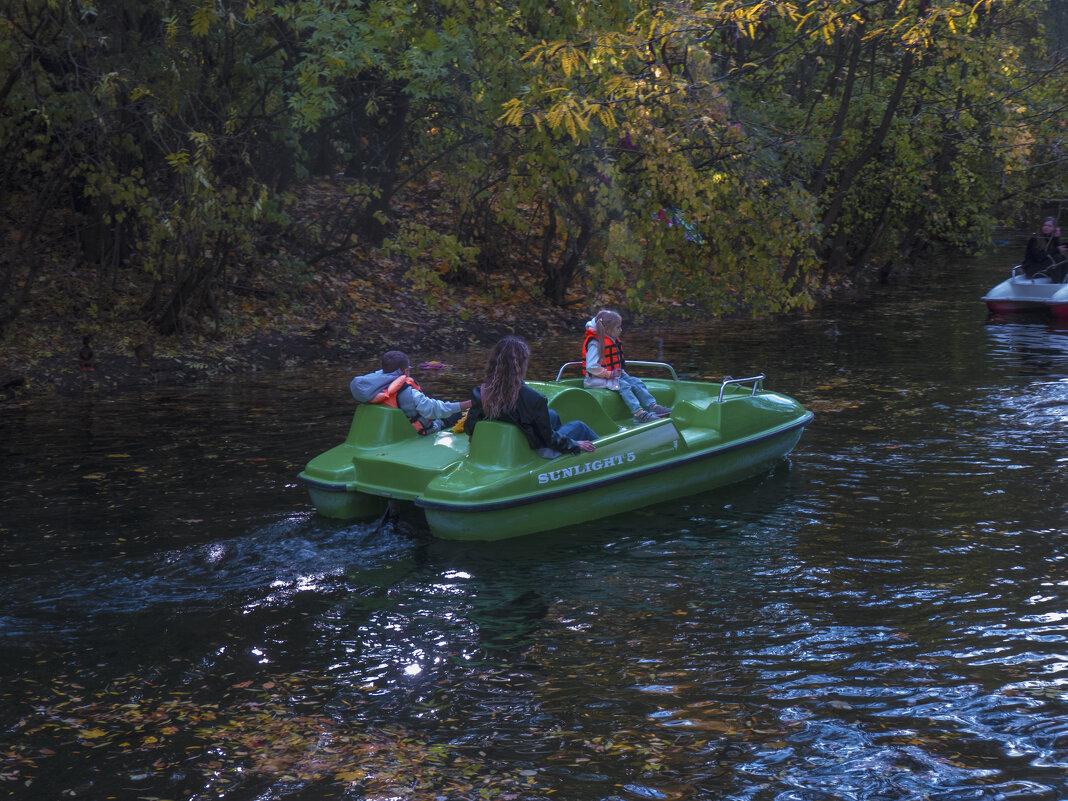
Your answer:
[554,360,679,382]
[717,374,765,403]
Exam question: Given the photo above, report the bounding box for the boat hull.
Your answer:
[298,372,812,540]
[419,423,806,541]
[982,270,1068,318]
[304,481,387,520]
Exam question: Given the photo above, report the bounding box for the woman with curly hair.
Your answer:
[464,336,597,457]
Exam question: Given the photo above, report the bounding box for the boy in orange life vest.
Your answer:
[583,309,671,423]
[349,350,472,434]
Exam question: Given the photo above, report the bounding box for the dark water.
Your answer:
[2,250,1067,801]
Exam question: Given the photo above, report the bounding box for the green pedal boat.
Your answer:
[298,363,813,541]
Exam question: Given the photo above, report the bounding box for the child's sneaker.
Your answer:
[633,410,659,423]
[650,404,672,417]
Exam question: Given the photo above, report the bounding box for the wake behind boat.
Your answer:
[982,264,1068,319]
[298,363,812,541]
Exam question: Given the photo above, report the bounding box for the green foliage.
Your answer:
[380,220,481,302]
[499,0,1066,305]
[0,0,1065,341]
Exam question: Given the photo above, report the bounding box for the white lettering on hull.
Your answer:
[537,452,637,485]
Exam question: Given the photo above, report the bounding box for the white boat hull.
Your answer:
[982,267,1068,319]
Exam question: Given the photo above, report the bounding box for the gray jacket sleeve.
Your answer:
[396,385,461,420]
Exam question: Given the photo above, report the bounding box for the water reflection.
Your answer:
[3,249,1068,800]
[984,319,1068,377]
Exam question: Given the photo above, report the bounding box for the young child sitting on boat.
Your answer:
[583,309,671,423]
[349,350,471,434]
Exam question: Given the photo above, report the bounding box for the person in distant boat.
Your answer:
[582,309,671,423]
[1053,224,1068,283]
[464,336,597,457]
[1022,217,1066,279]
[350,350,470,434]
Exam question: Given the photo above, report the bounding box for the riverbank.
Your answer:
[0,281,595,402]
[0,249,928,404]
[0,183,611,401]
[0,166,723,402]
[2,173,979,404]
[0,180,745,402]
[0,245,706,403]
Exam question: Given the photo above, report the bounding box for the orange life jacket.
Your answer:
[370,375,431,434]
[582,330,625,374]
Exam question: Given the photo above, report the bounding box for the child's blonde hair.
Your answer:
[593,309,622,345]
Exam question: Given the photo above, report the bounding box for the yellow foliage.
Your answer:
[521,42,549,64]
[560,46,578,78]
[498,98,525,127]
[191,4,214,37]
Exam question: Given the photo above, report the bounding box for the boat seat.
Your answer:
[567,383,678,425]
[640,379,677,408]
[670,398,721,430]
[547,388,619,436]
[468,421,539,469]
[562,387,635,423]
[346,403,419,447]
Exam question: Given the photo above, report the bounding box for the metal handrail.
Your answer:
[717,374,765,403]
[1013,263,1066,282]
[554,360,679,382]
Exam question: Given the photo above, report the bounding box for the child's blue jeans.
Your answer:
[617,372,657,414]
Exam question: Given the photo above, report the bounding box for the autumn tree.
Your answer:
[500,0,1068,311]
[2,0,1066,344]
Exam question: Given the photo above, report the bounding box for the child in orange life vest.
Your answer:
[583,309,671,423]
[349,350,471,434]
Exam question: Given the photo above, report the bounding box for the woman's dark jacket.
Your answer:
[1022,234,1063,276]
[463,384,582,454]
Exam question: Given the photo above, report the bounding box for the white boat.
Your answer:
[982,265,1068,320]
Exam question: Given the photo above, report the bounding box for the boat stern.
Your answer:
[298,404,467,520]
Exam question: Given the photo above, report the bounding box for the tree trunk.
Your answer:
[540,203,594,305]
[819,47,915,281]
[782,27,864,291]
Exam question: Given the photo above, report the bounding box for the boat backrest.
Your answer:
[639,379,677,408]
[468,421,537,469]
[669,398,721,431]
[547,388,619,436]
[345,403,419,447]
